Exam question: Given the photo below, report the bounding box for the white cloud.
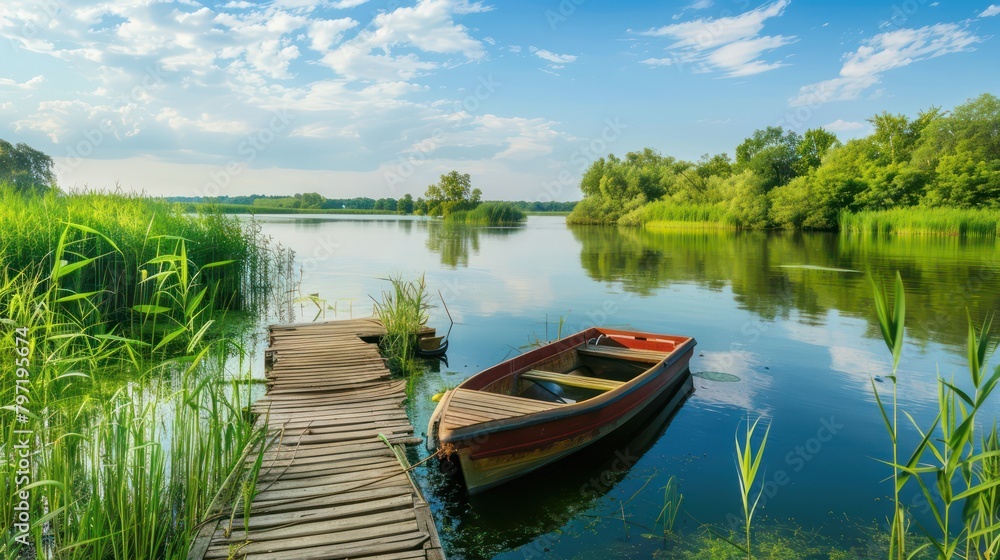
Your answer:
[0,75,45,90]
[155,107,253,134]
[980,5,1000,17]
[321,0,485,81]
[671,0,714,21]
[0,0,572,201]
[638,0,794,77]
[307,17,358,52]
[789,23,981,106]
[531,47,577,65]
[823,119,866,133]
[290,123,360,138]
[245,39,300,79]
[332,0,371,8]
[454,1,495,14]
[508,45,522,53]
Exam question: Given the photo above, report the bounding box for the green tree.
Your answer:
[914,94,1000,207]
[424,171,482,216]
[299,192,325,208]
[397,193,414,214]
[867,108,939,165]
[695,153,733,180]
[734,126,802,191]
[0,139,56,194]
[396,193,413,214]
[722,170,770,229]
[796,128,840,172]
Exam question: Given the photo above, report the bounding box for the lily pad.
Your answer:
[779,264,860,273]
[692,371,741,383]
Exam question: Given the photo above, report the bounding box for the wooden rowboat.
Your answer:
[427,327,696,494]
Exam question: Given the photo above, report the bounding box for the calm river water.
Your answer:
[255,214,999,559]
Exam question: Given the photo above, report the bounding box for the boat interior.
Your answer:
[506,338,673,405]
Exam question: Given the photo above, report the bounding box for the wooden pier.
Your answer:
[189,318,444,560]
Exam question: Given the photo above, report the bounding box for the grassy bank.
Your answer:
[0,245,267,559]
[0,188,291,557]
[599,196,1000,238]
[840,207,1000,237]
[618,201,735,229]
[0,186,293,326]
[445,201,526,225]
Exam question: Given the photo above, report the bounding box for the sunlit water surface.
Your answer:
[252,214,1000,559]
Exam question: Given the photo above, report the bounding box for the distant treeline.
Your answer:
[168,194,576,214]
[568,93,1000,233]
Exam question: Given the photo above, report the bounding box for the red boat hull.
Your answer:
[429,327,695,493]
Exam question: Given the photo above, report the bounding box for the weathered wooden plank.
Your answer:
[190,318,442,560]
[241,530,428,560]
[246,486,413,517]
[229,494,415,530]
[229,509,416,544]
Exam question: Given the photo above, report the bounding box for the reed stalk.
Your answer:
[735,416,770,560]
[0,192,284,558]
[870,271,908,560]
[371,273,430,364]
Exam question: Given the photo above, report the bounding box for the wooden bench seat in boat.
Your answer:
[440,388,563,430]
[576,344,669,363]
[520,369,625,392]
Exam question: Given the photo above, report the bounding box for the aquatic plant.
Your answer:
[0,207,274,558]
[655,476,683,539]
[0,184,293,323]
[870,272,1000,559]
[735,416,771,560]
[445,201,526,225]
[841,208,1000,238]
[618,201,733,229]
[659,524,938,560]
[371,273,431,363]
[870,272,908,559]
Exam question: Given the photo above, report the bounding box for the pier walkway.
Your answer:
[188,318,444,560]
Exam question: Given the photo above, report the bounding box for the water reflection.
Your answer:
[430,381,693,560]
[571,226,999,350]
[423,221,526,268]
[250,215,1000,558]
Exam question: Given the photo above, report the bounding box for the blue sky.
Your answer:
[1,0,998,201]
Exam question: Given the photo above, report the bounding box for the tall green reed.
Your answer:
[0,185,291,322]
[842,208,1000,238]
[871,272,908,559]
[371,273,430,361]
[871,272,1000,559]
[445,202,527,225]
[735,416,771,560]
[1,206,276,558]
